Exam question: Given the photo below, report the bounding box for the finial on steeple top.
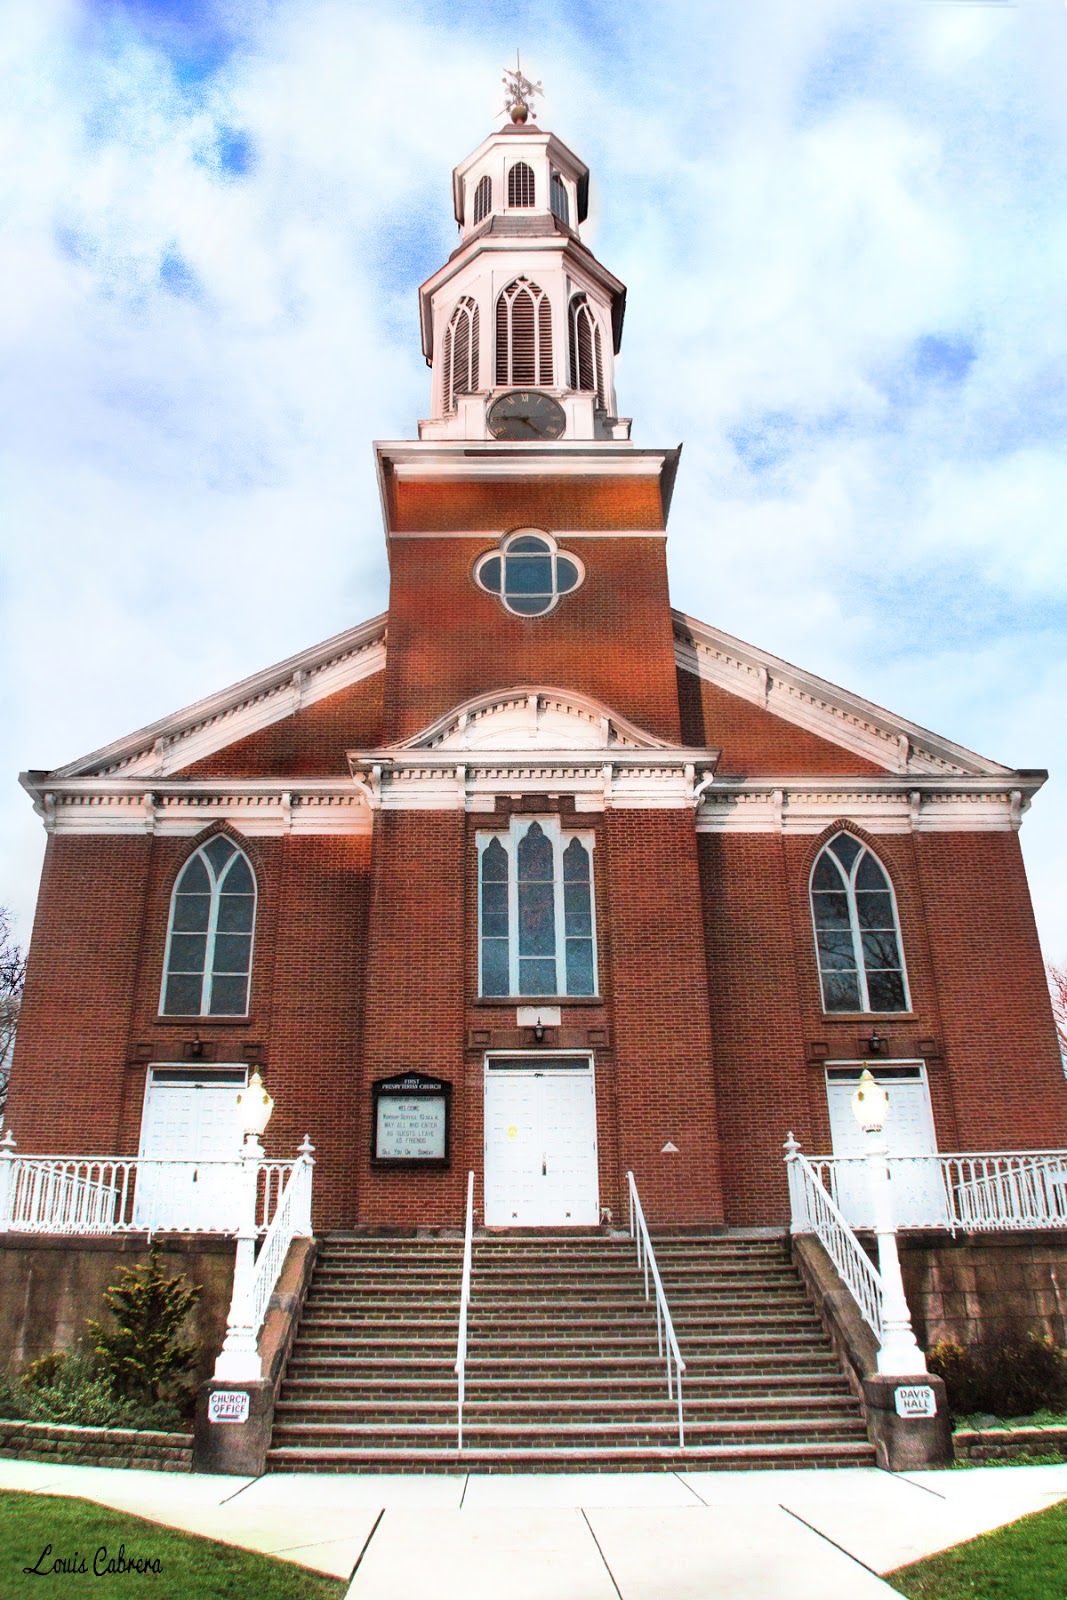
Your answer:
[502,53,542,124]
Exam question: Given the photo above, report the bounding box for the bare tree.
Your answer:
[0,907,26,1125]
[1049,961,1067,1072]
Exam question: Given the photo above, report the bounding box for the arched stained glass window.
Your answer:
[495,278,553,386]
[473,174,492,224]
[549,171,569,225]
[442,296,479,410]
[478,818,597,997]
[810,834,908,1013]
[508,161,535,207]
[161,837,256,1016]
[473,529,584,617]
[568,294,604,406]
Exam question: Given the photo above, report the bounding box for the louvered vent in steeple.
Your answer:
[569,294,603,407]
[496,279,553,386]
[508,161,535,208]
[443,296,480,409]
[474,175,492,224]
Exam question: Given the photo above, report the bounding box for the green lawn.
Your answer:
[887,1497,1067,1599]
[0,1491,347,1600]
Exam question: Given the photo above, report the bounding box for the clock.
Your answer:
[487,390,567,441]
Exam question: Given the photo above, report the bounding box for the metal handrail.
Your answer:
[806,1149,1067,1233]
[784,1135,885,1342]
[626,1171,686,1448]
[248,1137,315,1340]
[454,1170,475,1451]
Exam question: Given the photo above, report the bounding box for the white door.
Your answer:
[484,1057,599,1226]
[826,1063,949,1227]
[135,1069,246,1230]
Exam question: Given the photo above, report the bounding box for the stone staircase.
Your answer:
[267,1232,875,1472]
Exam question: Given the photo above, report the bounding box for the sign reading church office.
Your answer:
[372,1074,452,1166]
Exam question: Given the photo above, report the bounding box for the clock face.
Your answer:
[487,390,567,441]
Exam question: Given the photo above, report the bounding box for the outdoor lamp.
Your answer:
[236,1069,274,1141]
[851,1068,888,1135]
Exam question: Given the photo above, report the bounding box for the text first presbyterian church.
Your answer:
[8,95,1065,1246]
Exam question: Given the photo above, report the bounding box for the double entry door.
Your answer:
[825,1062,948,1227]
[135,1067,248,1230]
[483,1055,599,1226]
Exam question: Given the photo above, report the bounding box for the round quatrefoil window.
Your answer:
[473,529,585,617]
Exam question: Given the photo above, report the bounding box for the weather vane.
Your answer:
[501,53,542,124]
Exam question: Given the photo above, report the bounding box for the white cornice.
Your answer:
[695,777,1040,835]
[19,780,372,838]
[674,611,1017,780]
[347,751,719,813]
[38,615,387,782]
[378,442,675,480]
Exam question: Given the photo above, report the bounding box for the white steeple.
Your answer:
[416,79,631,445]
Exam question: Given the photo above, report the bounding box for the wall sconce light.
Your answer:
[533,1018,546,1044]
[866,1030,883,1057]
[189,1031,204,1059]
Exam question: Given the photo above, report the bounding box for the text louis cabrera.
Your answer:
[23,1541,163,1577]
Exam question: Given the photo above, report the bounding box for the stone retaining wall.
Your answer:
[0,1418,192,1471]
[953,1424,1067,1464]
[897,1232,1067,1349]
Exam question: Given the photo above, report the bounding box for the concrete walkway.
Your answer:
[3,1458,1067,1598]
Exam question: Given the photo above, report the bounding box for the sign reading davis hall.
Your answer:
[372,1074,452,1166]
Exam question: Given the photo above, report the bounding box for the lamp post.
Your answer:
[852,1068,927,1376]
[213,1070,274,1382]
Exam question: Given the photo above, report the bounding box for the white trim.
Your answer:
[695,779,1034,834]
[674,610,1014,779]
[26,781,373,837]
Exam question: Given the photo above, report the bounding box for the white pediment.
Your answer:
[403,689,671,754]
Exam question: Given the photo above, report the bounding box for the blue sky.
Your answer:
[2,0,1066,966]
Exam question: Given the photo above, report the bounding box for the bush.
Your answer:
[87,1243,201,1416]
[0,1352,188,1431]
[929,1330,1067,1419]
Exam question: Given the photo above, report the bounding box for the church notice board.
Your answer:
[372,1074,452,1167]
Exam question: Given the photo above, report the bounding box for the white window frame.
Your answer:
[477,815,598,999]
[159,839,257,1017]
[809,833,910,1015]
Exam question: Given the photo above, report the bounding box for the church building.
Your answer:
[7,93,1065,1251]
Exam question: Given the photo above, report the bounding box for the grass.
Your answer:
[0,1491,347,1600]
[886,1497,1067,1599]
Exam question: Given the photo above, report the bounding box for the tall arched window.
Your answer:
[161,836,256,1016]
[549,171,569,225]
[810,834,908,1013]
[442,296,479,410]
[508,161,535,208]
[478,817,596,997]
[473,174,492,224]
[568,294,603,405]
[495,278,553,386]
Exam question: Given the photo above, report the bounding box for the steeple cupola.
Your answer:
[417,80,630,444]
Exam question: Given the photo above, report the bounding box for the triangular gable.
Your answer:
[47,614,387,781]
[673,611,1010,778]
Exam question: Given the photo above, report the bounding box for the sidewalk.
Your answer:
[3,1457,1067,1598]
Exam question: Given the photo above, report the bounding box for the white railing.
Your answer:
[455,1170,475,1451]
[784,1136,885,1342]
[626,1172,686,1448]
[0,1146,295,1236]
[806,1150,1067,1233]
[248,1137,315,1341]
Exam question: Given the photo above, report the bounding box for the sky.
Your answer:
[1,0,1066,968]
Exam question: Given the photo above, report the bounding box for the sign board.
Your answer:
[208,1390,250,1425]
[894,1384,937,1419]
[372,1074,451,1166]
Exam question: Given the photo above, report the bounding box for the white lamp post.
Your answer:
[852,1068,928,1376]
[214,1070,275,1382]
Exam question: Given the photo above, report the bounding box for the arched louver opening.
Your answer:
[568,294,604,406]
[508,161,535,208]
[810,833,909,1013]
[473,174,492,224]
[549,171,569,225]
[442,296,479,410]
[495,278,553,387]
[161,836,256,1016]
